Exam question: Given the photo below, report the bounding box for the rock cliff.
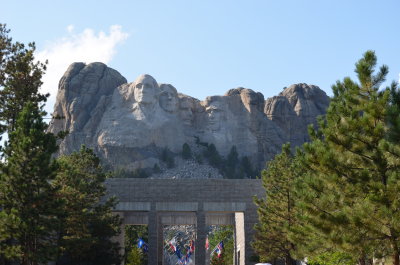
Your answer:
[49,63,329,176]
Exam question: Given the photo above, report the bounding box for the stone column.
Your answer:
[233,217,238,265]
[157,218,163,265]
[196,204,206,265]
[235,212,245,265]
[148,207,159,265]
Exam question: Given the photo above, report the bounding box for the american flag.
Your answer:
[216,241,224,257]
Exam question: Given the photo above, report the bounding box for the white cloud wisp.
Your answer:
[35,25,129,115]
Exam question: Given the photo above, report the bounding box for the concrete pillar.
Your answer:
[196,205,206,265]
[235,212,245,265]
[148,209,159,265]
[157,220,163,265]
[233,219,238,265]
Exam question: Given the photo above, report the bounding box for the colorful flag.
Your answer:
[189,240,195,253]
[137,238,144,248]
[216,241,224,257]
[175,246,182,259]
[169,237,177,252]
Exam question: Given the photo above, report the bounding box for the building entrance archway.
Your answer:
[106,179,264,265]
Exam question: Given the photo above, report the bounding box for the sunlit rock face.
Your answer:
[49,63,329,171]
[264,83,330,146]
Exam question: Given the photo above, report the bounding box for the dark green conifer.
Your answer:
[182,143,192,159]
[55,146,121,265]
[298,51,400,265]
[225,146,239,178]
[253,144,301,265]
[0,24,48,135]
[0,102,60,265]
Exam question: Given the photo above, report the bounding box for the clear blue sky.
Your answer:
[2,0,400,112]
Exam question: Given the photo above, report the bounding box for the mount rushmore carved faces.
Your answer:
[205,97,226,132]
[133,74,159,104]
[159,84,178,113]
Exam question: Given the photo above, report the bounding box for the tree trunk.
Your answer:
[285,254,297,265]
[393,249,400,265]
[358,256,366,265]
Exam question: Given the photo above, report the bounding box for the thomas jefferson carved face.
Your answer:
[133,74,159,104]
[159,84,178,113]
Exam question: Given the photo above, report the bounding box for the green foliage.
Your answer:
[153,163,161,173]
[297,51,400,264]
[204,143,223,168]
[0,25,123,265]
[161,147,175,168]
[0,102,60,265]
[307,251,355,265]
[225,146,239,178]
[195,153,203,164]
[125,225,148,265]
[55,146,122,265]
[0,209,22,260]
[210,251,226,265]
[240,156,256,178]
[182,143,192,159]
[253,144,302,265]
[125,247,143,265]
[208,226,234,265]
[113,167,149,178]
[0,24,48,135]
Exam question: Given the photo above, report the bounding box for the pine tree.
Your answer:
[0,209,22,262]
[225,146,239,178]
[55,146,121,265]
[240,156,254,178]
[253,144,301,265]
[0,102,60,265]
[0,24,48,135]
[125,247,143,265]
[182,143,192,159]
[204,144,222,168]
[298,51,400,265]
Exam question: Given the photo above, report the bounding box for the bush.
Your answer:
[182,143,192,159]
[161,147,175,169]
[204,144,222,168]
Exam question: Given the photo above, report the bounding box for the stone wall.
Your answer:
[106,178,265,265]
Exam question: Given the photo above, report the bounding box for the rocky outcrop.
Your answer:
[264,83,330,146]
[49,63,330,174]
[49,62,127,154]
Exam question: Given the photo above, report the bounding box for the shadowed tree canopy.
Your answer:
[0,24,48,135]
[0,102,60,265]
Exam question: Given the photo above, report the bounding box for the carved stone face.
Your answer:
[159,84,178,113]
[179,97,194,126]
[133,74,159,104]
[206,100,225,131]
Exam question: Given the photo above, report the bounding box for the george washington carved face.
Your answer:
[133,74,159,104]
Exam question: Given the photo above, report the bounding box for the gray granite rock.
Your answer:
[49,62,127,154]
[264,83,330,146]
[49,63,329,174]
